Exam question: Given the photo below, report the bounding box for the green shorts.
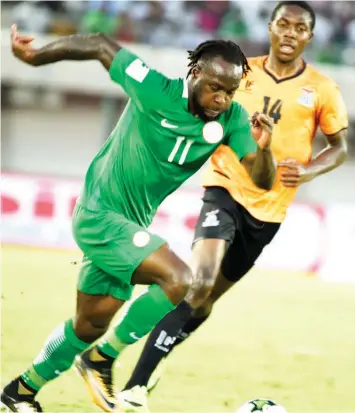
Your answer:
[72,204,166,301]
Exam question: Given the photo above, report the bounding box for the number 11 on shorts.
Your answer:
[168,137,194,165]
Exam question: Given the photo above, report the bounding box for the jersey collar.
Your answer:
[263,57,307,84]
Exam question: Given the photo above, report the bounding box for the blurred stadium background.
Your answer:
[1,1,355,412]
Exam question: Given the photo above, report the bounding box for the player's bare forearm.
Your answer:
[243,148,276,190]
[279,129,347,187]
[305,129,348,179]
[17,32,120,70]
[245,112,275,189]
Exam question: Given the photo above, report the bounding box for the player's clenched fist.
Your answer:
[11,24,36,64]
[250,112,274,150]
[279,158,313,187]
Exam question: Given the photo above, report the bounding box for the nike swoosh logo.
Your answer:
[161,119,178,129]
[129,332,141,341]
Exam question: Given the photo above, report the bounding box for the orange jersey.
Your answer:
[202,56,348,223]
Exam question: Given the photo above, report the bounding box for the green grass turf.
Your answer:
[1,245,355,412]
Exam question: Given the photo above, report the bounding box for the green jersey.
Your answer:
[79,48,257,227]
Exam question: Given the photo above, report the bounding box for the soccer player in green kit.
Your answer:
[2,25,276,413]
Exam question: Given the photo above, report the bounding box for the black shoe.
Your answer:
[1,380,43,412]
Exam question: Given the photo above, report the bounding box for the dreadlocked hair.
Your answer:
[187,40,250,78]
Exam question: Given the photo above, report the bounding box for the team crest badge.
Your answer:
[298,88,314,108]
[202,121,224,144]
[133,231,150,247]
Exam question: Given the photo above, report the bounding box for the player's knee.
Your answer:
[191,277,223,317]
[73,314,111,343]
[163,265,193,305]
[187,265,217,308]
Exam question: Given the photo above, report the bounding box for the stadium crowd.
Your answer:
[4,0,355,66]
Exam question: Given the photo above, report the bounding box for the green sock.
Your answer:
[21,319,90,391]
[98,285,175,358]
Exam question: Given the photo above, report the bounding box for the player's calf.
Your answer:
[73,317,111,343]
[0,317,94,413]
[185,249,224,310]
[184,238,226,308]
[191,273,233,319]
[74,292,124,342]
[191,296,215,318]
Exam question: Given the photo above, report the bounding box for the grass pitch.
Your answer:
[1,245,355,412]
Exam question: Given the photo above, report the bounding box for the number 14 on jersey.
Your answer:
[263,96,282,124]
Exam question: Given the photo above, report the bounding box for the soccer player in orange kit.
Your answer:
[118,2,348,411]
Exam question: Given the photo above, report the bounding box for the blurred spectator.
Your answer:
[80,1,118,35]
[114,12,139,43]
[197,1,230,34]
[349,19,355,45]
[5,0,355,67]
[237,0,271,43]
[218,4,248,40]
[12,1,52,33]
[136,1,167,43]
[63,1,87,23]
[312,12,332,47]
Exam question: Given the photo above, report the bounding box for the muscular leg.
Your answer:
[191,269,235,317]
[4,292,123,392]
[122,262,239,397]
[0,289,124,413]
[74,291,124,342]
[121,187,242,396]
[92,244,192,359]
[159,216,280,352]
[172,229,262,347]
[123,238,227,391]
[74,244,192,411]
[186,238,227,308]
[121,192,281,402]
[1,244,192,412]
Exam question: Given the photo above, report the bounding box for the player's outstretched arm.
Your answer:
[11,24,120,71]
[279,129,348,187]
[242,113,276,190]
[279,80,348,187]
[308,129,348,175]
